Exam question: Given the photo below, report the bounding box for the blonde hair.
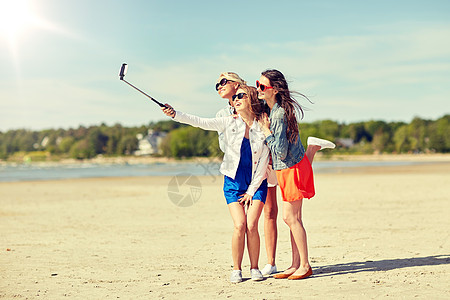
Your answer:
[219,72,246,85]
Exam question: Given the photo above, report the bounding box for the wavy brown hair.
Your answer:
[238,85,265,121]
[261,69,310,143]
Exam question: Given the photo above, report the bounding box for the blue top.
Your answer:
[223,137,268,204]
[265,102,305,170]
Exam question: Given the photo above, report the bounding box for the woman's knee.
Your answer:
[264,194,278,220]
[264,205,278,220]
[234,221,246,233]
[282,213,298,227]
[283,216,305,230]
[246,222,259,234]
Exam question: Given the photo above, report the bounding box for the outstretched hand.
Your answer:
[161,104,176,118]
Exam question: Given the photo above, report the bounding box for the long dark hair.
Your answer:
[261,69,309,143]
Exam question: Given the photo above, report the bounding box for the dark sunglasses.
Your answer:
[256,80,274,92]
[232,92,247,101]
[215,78,235,91]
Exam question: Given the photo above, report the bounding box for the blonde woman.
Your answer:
[162,85,269,283]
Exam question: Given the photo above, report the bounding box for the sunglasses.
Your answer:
[232,92,247,101]
[256,80,273,92]
[215,78,235,91]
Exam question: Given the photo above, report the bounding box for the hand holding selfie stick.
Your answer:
[119,63,166,108]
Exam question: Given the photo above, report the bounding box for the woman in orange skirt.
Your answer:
[257,69,316,280]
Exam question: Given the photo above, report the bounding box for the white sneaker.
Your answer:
[307,137,336,150]
[230,270,242,283]
[250,269,264,281]
[261,264,277,276]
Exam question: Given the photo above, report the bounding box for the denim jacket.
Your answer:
[173,111,269,196]
[265,102,305,170]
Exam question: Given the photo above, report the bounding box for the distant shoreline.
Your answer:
[1,153,450,167]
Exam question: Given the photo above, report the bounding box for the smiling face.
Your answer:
[233,88,251,113]
[257,75,277,106]
[233,88,248,111]
[216,76,239,103]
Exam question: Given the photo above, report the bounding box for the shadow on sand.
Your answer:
[313,254,450,277]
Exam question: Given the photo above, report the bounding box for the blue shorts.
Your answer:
[224,177,268,204]
[222,137,268,204]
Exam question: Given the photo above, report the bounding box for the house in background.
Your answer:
[335,138,354,148]
[135,129,167,155]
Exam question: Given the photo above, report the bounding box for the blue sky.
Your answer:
[1,0,449,131]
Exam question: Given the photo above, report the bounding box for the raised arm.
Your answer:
[161,104,227,132]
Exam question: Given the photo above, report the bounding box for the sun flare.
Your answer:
[0,0,37,40]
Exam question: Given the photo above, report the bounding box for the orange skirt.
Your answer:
[275,156,315,202]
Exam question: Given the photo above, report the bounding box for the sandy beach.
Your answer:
[1,157,449,299]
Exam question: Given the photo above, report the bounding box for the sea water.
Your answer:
[0,160,423,182]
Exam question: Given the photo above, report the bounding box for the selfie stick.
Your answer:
[119,63,166,108]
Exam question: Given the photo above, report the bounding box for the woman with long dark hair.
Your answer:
[257,69,321,280]
[214,72,334,277]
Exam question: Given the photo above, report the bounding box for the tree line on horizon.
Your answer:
[0,114,449,161]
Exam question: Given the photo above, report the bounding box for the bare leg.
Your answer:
[306,137,336,163]
[305,145,321,163]
[246,200,265,269]
[263,186,278,266]
[288,231,301,271]
[228,202,247,270]
[283,200,311,276]
[281,207,302,275]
